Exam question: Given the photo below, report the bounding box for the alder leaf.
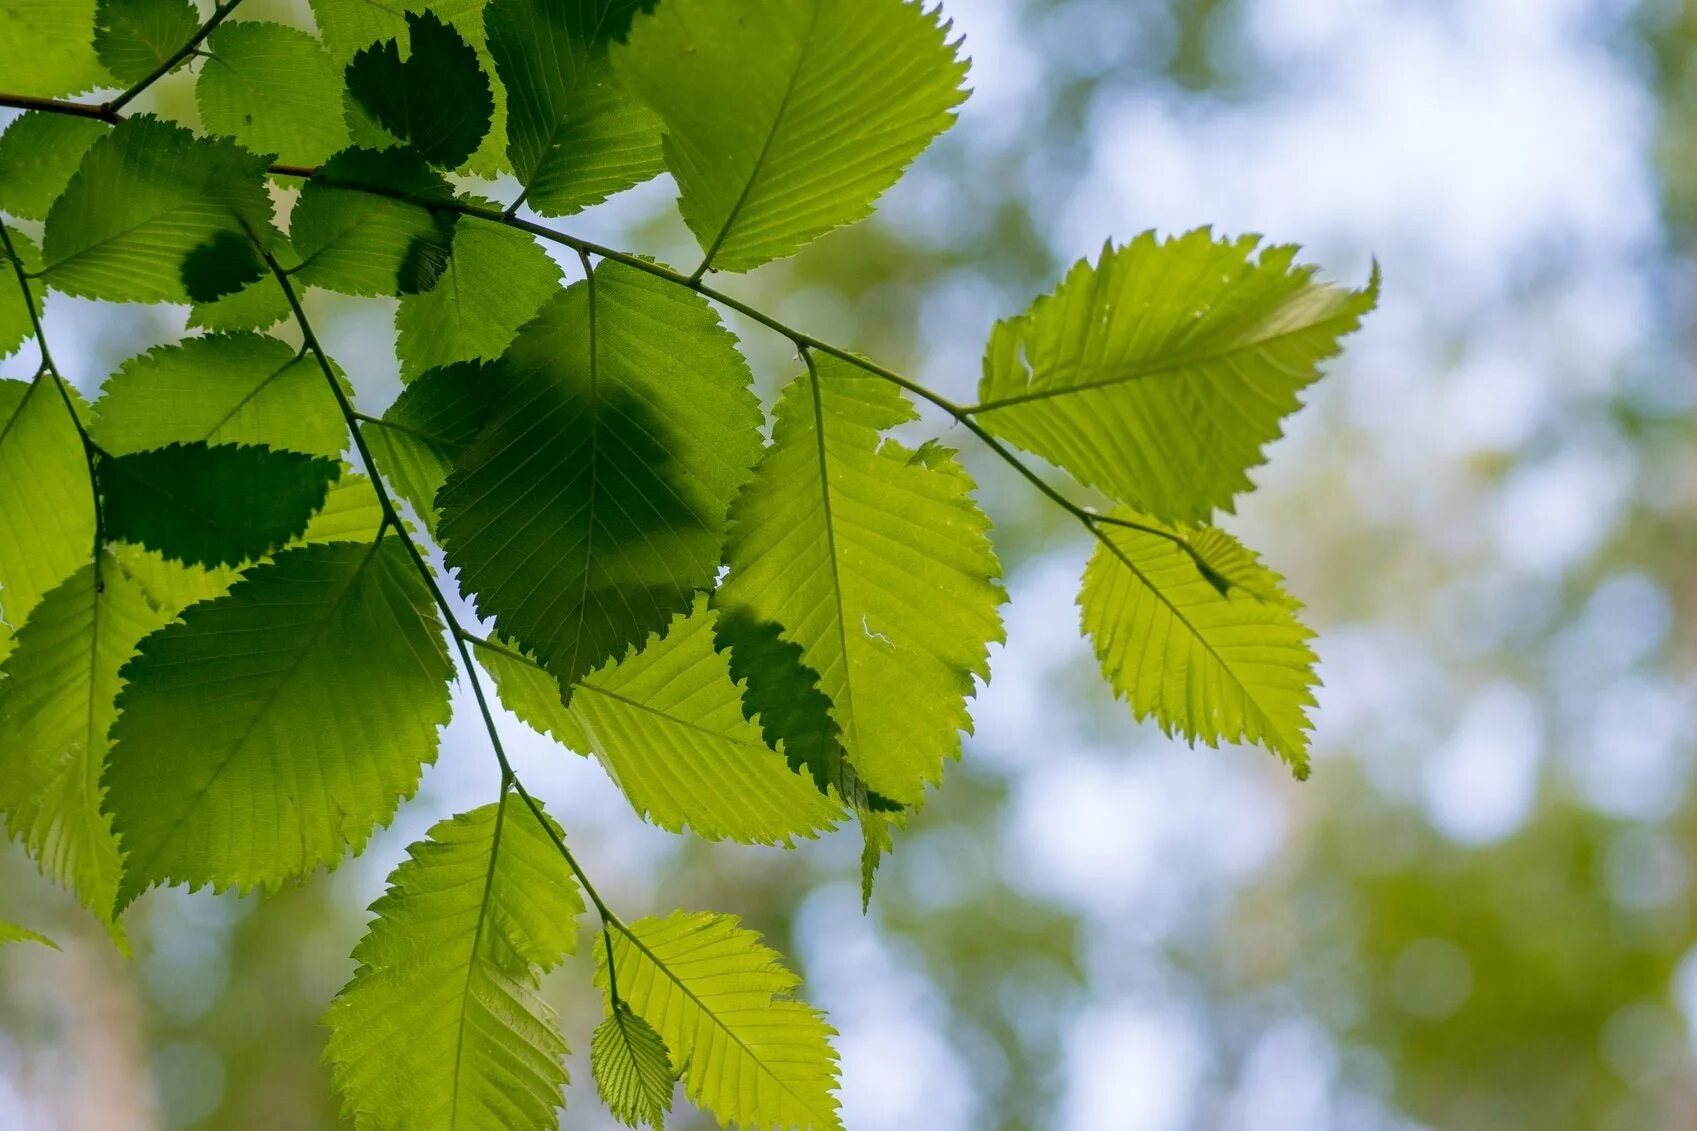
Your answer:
[973,229,1379,524]
[290,147,459,297]
[394,209,561,381]
[97,442,342,568]
[591,1002,675,1130]
[718,358,1005,807]
[439,259,763,692]
[346,10,493,169]
[90,332,349,458]
[615,0,968,273]
[0,378,95,661]
[568,600,843,844]
[324,794,583,1131]
[93,0,198,85]
[0,113,109,221]
[486,0,663,216]
[0,0,111,97]
[197,20,351,167]
[104,537,454,905]
[600,911,841,1131]
[1079,513,1318,775]
[41,115,277,303]
[0,559,170,942]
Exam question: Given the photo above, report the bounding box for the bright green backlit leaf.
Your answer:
[290,147,459,297]
[472,636,589,754]
[91,332,348,458]
[0,920,57,949]
[94,0,197,85]
[0,378,94,655]
[0,229,44,361]
[42,115,276,303]
[439,259,762,691]
[97,442,342,568]
[0,113,109,222]
[974,229,1379,524]
[616,0,968,273]
[394,209,560,381]
[197,20,351,167]
[346,10,493,169]
[0,1,113,97]
[486,0,663,216]
[324,795,583,1131]
[570,600,843,844]
[600,911,841,1131]
[591,1002,675,1130]
[0,559,169,941]
[104,537,454,904]
[1079,513,1318,775]
[719,358,1005,807]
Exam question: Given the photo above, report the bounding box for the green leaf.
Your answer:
[197,20,351,167]
[104,537,454,904]
[473,636,588,753]
[0,229,44,361]
[363,361,495,533]
[0,378,94,659]
[94,0,197,85]
[290,147,459,296]
[718,358,1005,807]
[0,0,112,97]
[97,442,342,568]
[91,332,348,458]
[485,0,663,216]
[0,560,169,940]
[591,1002,675,1130]
[600,911,840,1131]
[324,794,583,1131]
[180,229,265,303]
[1079,512,1318,775]
[307,0,508,177]
[569,600,843,844]
[346,10,493,169]
[0,920,57,949]
[41,115,277,303]
[973,230,1380,524]
[615,0,968,274]
[439,259,763,691]
[0,113,109,221]
[394,210,560,381]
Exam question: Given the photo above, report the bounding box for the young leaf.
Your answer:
[1079,513,1318,775]
[0,0,111,97]
[94,0,198,85]
[0,920,57,949]
[97,442,342,568]
[973,230,1379,524]
[718,359,1005,807]
[290,147,459,297]
[197,21,351,167]
[0,229,43,361]
[485,0,663,216]
[0,113,108,221]
[345,10,493,169]
[0,560,170,941]
[90,332,349,458]
[41,115,277,303]
[438,260,763,692]
[591,1002,675,1130]
[363,361,496,533]
[600,911,841,1131]
[0,378,95,656]
[104,537,454,905]
[569,600,843,844]
[394,210,561,381]
[615,0,968,273]
[324,795,584,1131]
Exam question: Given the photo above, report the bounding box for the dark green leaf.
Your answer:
[290,147,459,296]
[345,10,493,169]
[180,229,264,303]
[363,361,495,532]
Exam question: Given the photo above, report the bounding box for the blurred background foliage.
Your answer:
[4,0,1697,1128]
